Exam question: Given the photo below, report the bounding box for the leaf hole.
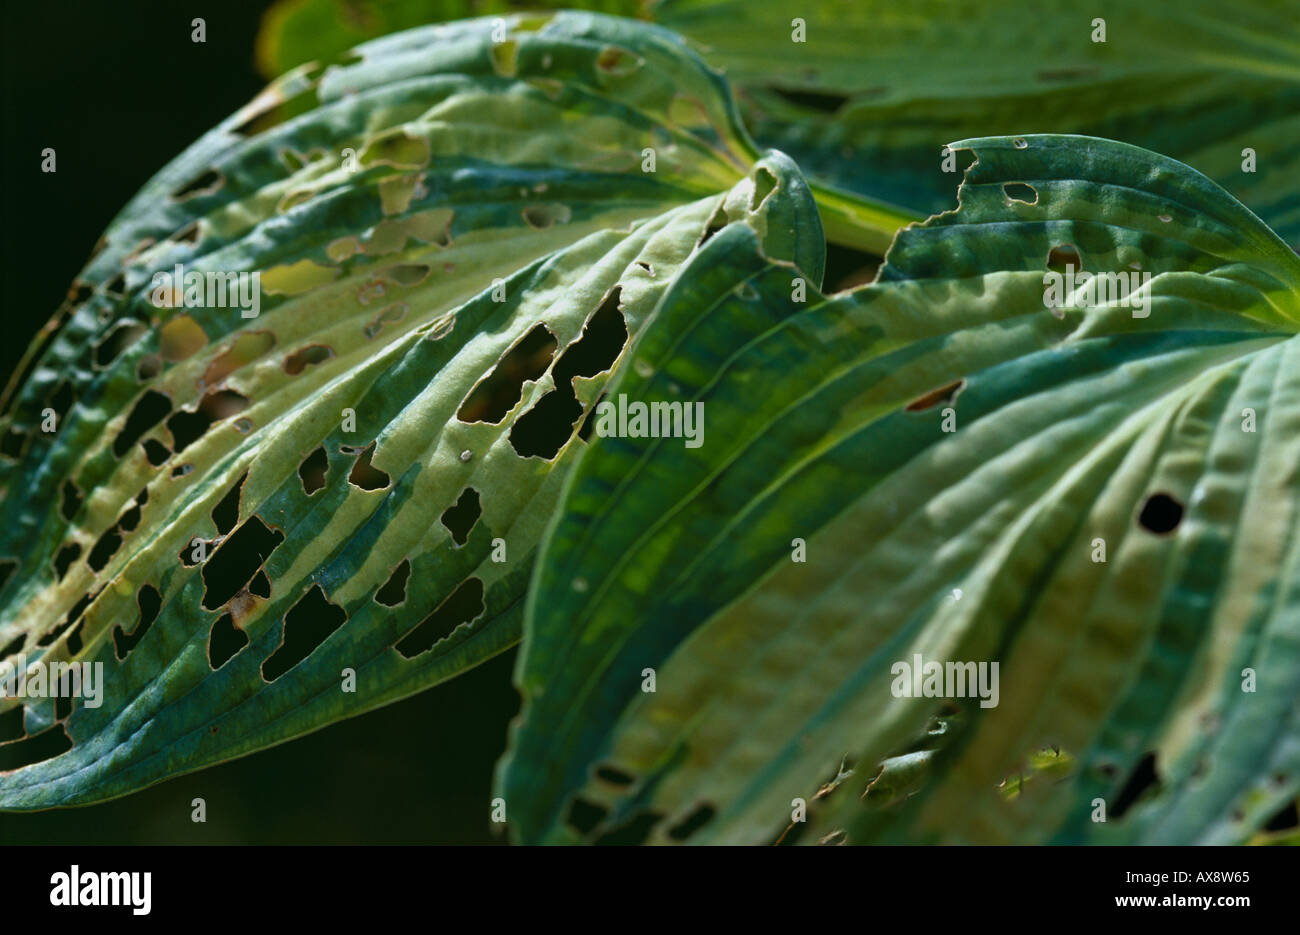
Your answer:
[666,802,716,841]
[1003,182,1038,205]
[113,584,162,660]
[113,389,172,457]
[53,543,81,581]
[201,517,285,610]
[208,612,249,669]
[348,441,391,491]
[166,389,250,452]
[375,559,411,607]
[284,344,335,375]
[1138,492,1183,535]
[441,488,482,547]
[751,166,778,211]
[394,577,484,658]
[594,763,636,787]
[1111,752,1160,819]
[905,378,965,412]
[59,480,83,522]
[566,797,608,835]
[171,168,224,200]
[457,324,558,424]
[522,203,572,230]
[212,472,247,536]
[1046,243,1083,274]
[93,320,148,369]
[299,446,329,495]
[262,583,347,681]
[767,86,849,114]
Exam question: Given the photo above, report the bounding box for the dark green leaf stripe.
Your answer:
[500,134,1299,844]
[0,11,794,808]
[652,0,1300,248]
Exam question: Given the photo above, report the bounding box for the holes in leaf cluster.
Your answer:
[1138,492,1183,534]
[262,584,347,681]
[905,379,965,412]
[200,516,284,610]
[457,324,558,424]
[208,612,248,669]
[511,290,628,459]
[113,583,161,660]
[1003,182,1038,205]
[299,446,329,495]
[167,389,250,453]
[284,344,335,375]
[0,558,17,592]
[394,577,484,658]
[375,559,411,606]
[347,442,390,491]
[112,389,171,457]
[440,488,481,547]
[38,591,93,648]
[94,321,148,369]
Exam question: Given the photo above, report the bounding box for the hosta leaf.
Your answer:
[0,10,804,808]
[499,134,1300,844]
[651,0,1300,248]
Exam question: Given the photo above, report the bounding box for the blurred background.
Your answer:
[0,0,527,845]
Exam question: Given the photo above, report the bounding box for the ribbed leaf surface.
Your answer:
[500,134,1299,845]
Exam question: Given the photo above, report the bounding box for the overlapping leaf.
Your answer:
[652,0,1300,248]
[0,11,811,808]
[500,134,1300,844]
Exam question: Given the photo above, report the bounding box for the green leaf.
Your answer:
[651,0,1300,248]
[255,0,645,80]
[0,10,793,809]
[499,134,1300,845]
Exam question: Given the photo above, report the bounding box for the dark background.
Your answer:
[0,0,519,845]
